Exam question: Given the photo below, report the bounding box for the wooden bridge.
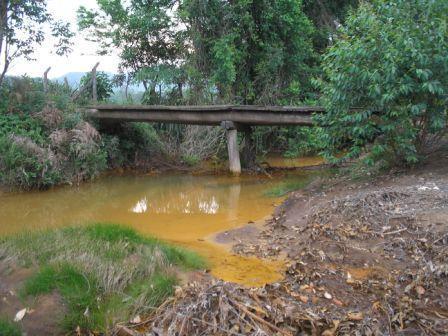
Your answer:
[87,105,323,174]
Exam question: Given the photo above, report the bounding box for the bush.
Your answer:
[317,0,448,167]
[107,122,165,167]
[0,135,61,190]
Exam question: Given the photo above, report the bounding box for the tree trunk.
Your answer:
[43,67,51,94]
[0,0,9,87]
[92,64,98,102]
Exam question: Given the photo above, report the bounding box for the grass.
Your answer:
[0,318,21,336]
[264,179,310,197]
[0,223,206,333]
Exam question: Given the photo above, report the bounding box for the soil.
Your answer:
[0,264,66,335]
[2,157,448,335]
[140,157,448,335]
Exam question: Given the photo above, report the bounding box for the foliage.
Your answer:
[181,0,316,104]
[283,127,326,158]
[317,0,448,167]
[0,0,74,86]
[78,0,181,90]
[79,71,114,102]
[0,113,45,143]
[303,0,359,52]
[252,126,324,157]
[102,122,165,168]
[0,134,61,190]
[0,77,108,190]
[0,223,205,332]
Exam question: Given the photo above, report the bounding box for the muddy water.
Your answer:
[0,161,320,286]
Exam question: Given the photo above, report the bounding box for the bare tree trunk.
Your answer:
[0,0,9,87]
[71,62,99,101]
[0,51,9,87]
[43,66,51,94]
[92,62,99,102]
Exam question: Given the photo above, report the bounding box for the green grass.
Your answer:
[0,223,206,333]
[0,318,21,336]
[264,179,310,197]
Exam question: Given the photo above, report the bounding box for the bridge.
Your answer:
[87,105,323,174]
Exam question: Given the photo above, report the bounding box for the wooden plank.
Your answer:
[89,104,323,114]
[87,109,314,126]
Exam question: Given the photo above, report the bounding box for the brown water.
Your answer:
[0,160,320,286]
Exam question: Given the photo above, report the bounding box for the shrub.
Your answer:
[0,135,61,190]
[317,0,448,167]
[79,71,114,102]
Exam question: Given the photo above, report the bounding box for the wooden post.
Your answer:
[91,62,100,102]
[43,67,51,94]
[222,121,241,175]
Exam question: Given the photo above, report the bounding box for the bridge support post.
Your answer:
[221,121,241,175]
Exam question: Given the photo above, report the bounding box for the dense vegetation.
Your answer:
[318,0,448,168]
[0,223,205,333]
[0,0,446,190]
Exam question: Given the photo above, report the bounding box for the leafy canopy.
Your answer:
[181,0,316,104]
[0,0,74,86]
[317,0,448,167]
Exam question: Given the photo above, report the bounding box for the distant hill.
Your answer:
[52,72,144,92]
[52,72,114,88]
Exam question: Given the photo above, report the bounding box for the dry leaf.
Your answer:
[130,315,141,324]
[324,292,332,300]
[347,311,364,321]
[416,285,425,295]
[14,308,27,322]
[332,298,344,306]
[299,295,309,304]
[115,325,139,336]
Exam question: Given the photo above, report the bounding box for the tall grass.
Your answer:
[0,223,206,332]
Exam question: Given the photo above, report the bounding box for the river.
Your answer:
[0,157,323,286]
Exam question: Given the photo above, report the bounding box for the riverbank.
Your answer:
[0,224,205,335]
[134,158,448,335]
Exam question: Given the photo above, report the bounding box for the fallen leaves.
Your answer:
[347,311,364,321]
[14,308,27,322]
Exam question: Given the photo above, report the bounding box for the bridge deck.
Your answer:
[87,105,323,126]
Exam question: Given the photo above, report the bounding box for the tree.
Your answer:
[78,0,182,90]
[0,0,74,86]
[317,0,448,167]
[181,0,316,104]
[302,0,359,52]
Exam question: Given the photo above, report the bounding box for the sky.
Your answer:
[8,0,120,79]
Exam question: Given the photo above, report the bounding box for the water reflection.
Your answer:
[0,171,317,286]
[131,197,148,213]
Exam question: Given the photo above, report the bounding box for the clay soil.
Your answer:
[140,158,448,336]
[2,158,448,335]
